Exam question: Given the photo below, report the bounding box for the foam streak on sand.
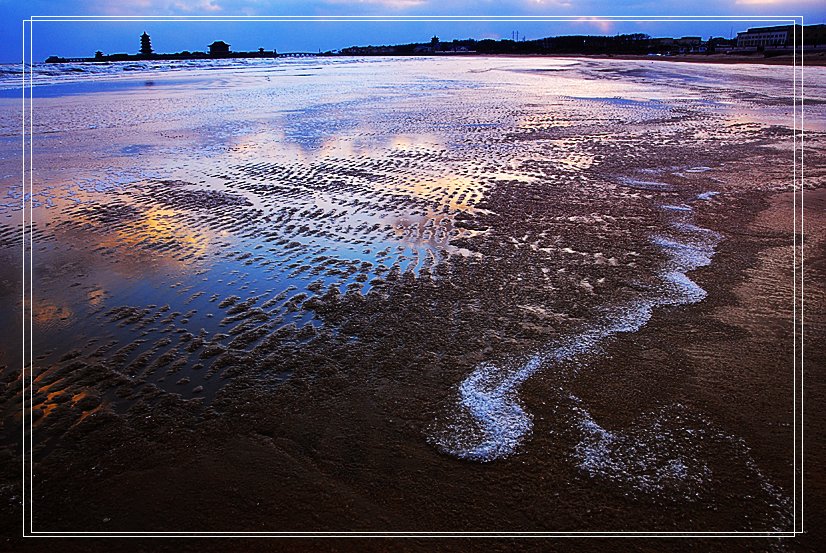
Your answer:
[568,396,791,530]
[571,398,713,496]
[432,193,722,463]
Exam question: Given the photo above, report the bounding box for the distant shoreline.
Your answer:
[537,52,826,66]
[42,51,826,67]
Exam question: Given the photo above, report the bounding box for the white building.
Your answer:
[736,26,792,48]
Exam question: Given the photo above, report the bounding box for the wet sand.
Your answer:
[1,57,824,550]
[5,189,823,553]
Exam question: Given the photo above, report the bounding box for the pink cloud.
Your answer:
[87,0,222,15]
[321,0,429,8]
[573,17,614,34]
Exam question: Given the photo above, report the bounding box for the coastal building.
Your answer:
[707,37,736,54]
[675,36,701,47]
[140,32,153,55]
[649,36,705,55]
[340,45,398,55]
[674,36,703,53]
[736,24,826,49]
[209,41,231,56]
[736,26,793,48]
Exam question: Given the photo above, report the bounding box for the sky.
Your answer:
[2,1,824,63]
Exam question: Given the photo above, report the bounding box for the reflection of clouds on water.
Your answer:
[76,204,212,267]
[87,288,106,307]
[33,299,73,327]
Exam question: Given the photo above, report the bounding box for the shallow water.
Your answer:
[1,57,817,390]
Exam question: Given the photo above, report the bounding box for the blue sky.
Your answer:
[2,1,824,62]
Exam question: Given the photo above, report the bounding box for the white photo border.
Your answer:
[21,14,806,538]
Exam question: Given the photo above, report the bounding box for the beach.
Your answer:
[0,56,823,550]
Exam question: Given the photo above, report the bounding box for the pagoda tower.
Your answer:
[140,32,153,55]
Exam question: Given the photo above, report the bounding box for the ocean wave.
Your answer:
[0,56,412,91]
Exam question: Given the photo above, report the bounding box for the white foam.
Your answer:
[618,177,672,191]
[669,221,723,241]
[571,399,713,496]
[569,398,792,526]
[662,204,692,212]
[662,270,708,304]
[449,362,534,461]
[652,235,716,272]
[431,202,722,462]
[604,302,654,334]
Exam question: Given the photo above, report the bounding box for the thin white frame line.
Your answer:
[792,18,797,535]
[25,531,802,535]
[20,17,27,541]
[24,532,803,540]
[21,14,806,538]
[796,16,803,536]
[795,16,806,532]
[25,533,805,535]
[25,19,800,23]
[794,16,806,533]
[29,15,804,19]
[796,17,799,533]
[28,16,34,538]
[21,13,805,538]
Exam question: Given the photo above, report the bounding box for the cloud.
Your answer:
[174,0,222,12]
[322,0,429,7]
[573,17,614,33]
[84,0,439,16]
[87,0,222,15]
[525,0,573,7]
[735,0,821,4]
